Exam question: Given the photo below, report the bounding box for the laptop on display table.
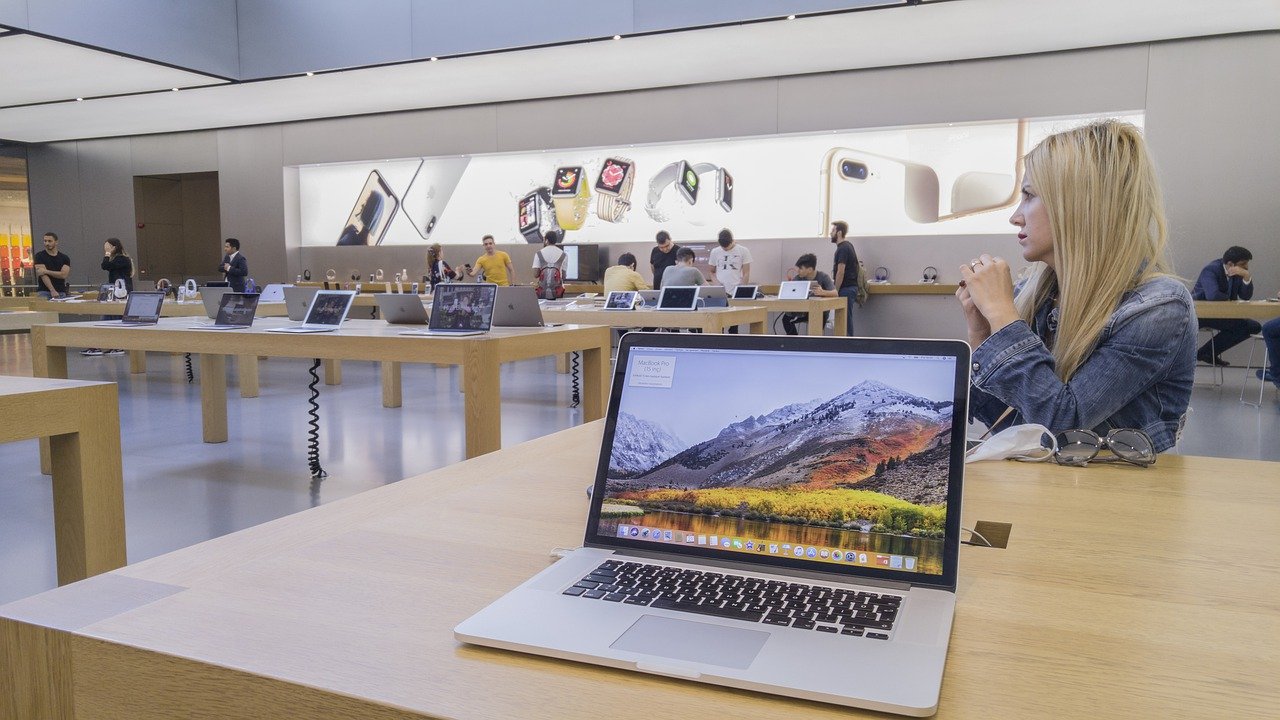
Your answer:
[456,332,970,716]
[189,292,260,330]
[699,285,730,308]
[199,286,232,317]
[492,286,547,327]
[778,280,812,300]
[257,283,288,303]
[733,284,760,300]
[282,286,320,321]
[94,291,164,326]
[399,283,497,337]
[375,294,430,325]
[655,286,700,311]
[266,290,355,333]
[603,291,638,310]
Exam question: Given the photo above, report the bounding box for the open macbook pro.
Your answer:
[399,283,496,337]
[778,280,812,299]
[456,332,969,715]
[492,286,547,327]
[189,292,260,330]
[656,286,700,311]
[266,290,355,333]
[94,291,164,326]
[375,293,430,325]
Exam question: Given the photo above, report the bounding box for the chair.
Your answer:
[1239,333,1274,407]
[1195,328,1224,387]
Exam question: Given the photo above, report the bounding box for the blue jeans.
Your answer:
[1263,317,1280,383]
[837,286,857,336]
[36,290,52,299]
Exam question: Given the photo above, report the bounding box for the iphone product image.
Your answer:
[397,156,470,242]
[716,167,734,212]
[818,148,940,234]
[337,170,398,246]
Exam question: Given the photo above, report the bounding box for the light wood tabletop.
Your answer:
[30,318,611,459]
[1195,299,1280,321]
[726,295,848,336]
[0,376,125,586]
[3,421,1276,719]
[542,305,768,334]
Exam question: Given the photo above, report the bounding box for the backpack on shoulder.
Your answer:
[535,249,565,300]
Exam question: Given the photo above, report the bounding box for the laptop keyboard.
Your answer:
[565,560,901,639]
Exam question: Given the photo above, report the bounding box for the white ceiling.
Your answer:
[0,0,1276,144]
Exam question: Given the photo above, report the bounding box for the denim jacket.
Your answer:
[969,275,1196,452]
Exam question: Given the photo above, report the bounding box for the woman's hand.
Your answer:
[955,284,992,348]
[958,254,1020,335]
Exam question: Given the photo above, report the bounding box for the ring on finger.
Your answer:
[970,261,981,271]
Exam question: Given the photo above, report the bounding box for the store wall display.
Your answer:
[296,112,1142,247]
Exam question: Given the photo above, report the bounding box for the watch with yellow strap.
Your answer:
[550,166,592,231]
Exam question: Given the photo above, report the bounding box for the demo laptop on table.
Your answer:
[699,285,730,308]
[656,285,700,311]
[778,280,812,299]
[189,292,259,330]
[375,294,430,325]
[492,286,547,327]
[258,283,288,303]
[199,286,233,319]
[282,286,320,321]
[93,291,164,326]
[456,332,970,716]
[603,290,638,310]
[399,283,496,337]
[266,290,355,333]
[733,284,760,300]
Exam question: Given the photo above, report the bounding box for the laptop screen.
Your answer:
[430,284,496,331]
[587,334,967,589]
[304,292,353,326]
[216,293,259,325]
[658,286,698,310]
[604,291,636,310]
[123,292,164,320]
[733,285,758,299]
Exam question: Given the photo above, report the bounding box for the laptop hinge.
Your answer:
[596,545,915,593]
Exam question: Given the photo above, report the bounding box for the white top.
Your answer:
[708,244,752,291]
[533,246,565,269]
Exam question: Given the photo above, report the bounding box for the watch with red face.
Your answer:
[594,157,635,223]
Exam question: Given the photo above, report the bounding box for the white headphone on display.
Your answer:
[922,266,939,284]
[874,266,890,283]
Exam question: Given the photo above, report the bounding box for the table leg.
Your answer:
[807,309,822,336]
[323,359,342,385]
[200,354,228,443]
[462,341,501,458]
[238,355,259,398]
[32,326,66,475]
[748,318,766,334]
[834,305,849,337]
[48,384,126,585]
[581,341,608,422]
[556,352,570,374]
[128,350,146,374]
[381,361,402,408]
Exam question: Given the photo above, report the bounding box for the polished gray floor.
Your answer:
[1,332,1277,605]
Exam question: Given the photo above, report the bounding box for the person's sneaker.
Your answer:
[104,349,126,356]
[1258,368,1279,386]
[80,348,103,356]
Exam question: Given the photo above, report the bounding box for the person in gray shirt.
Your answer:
[782,253,836,335]
[659,247,705,288]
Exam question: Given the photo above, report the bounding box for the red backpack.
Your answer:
[535,248,566,300]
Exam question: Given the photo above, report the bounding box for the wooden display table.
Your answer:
[0,376,125,586]
[727,296,848,336]
[541,305,768,334]
[30,318,610,459]
[2,422,1276,719]
[1195,299,1280,321]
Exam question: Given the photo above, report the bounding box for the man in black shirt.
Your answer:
[33,231,71,298]
[649,230,681,288]
[830,221,858,335]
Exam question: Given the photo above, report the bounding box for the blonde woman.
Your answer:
[425,243,457,288]
[956,120,1195,452]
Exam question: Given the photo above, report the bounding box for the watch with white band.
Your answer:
[594,157,635,223]
[644,160,732,222]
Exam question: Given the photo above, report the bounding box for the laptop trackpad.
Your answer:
[610,615,768,670]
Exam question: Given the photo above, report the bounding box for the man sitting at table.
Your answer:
[1192,245,1259,366]
[781,253,837,335]
[603,253,651,293]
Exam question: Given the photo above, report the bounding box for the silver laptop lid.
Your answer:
[200,286,232,318]
[374,294,429,324]
[302,290,356,326]
[283,286,320,321]
[121,291,164,322]
[657,286,699,310]
[778,280,812,299]
[258,283,288,303]
[585,333,969,591]
[492,286,545,327]
[214,292,260,326]
[429,283,497,332]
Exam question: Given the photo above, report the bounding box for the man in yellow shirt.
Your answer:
[603,253,651,293]
[467,235,515,286]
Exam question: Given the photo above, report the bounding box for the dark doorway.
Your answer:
[133,172,220,283]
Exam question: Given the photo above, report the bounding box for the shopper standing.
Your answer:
[830,220,859,336]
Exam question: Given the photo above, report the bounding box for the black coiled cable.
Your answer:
[184,353,193,383]
[570,351,581,408]
[306,358,327,479]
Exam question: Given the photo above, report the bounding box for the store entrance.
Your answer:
[132,172,221,284]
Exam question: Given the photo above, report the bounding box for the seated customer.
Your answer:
[660,247,706,287]
[1259,313,1280,390]
[956,120,1195,453]
[603,253,651,293]
[1191,246,1260,366]
[781,253,837,335]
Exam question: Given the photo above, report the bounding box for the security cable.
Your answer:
[184,353,194,383]
[306,358,327,479]
[570,351,581,408]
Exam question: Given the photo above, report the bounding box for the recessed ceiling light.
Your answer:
[75,97,84,102]
[787,14,796,20]
[306,71,315,77]
[430,57,438,62]
[171,87,180,92]
[613,34,621,40]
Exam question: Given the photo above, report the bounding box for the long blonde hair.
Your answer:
[1014,120,1170,381]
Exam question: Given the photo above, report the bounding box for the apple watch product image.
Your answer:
[594,157,635,223]
[550,166,592,231]
[644,160,733,222]
[517,187,560,244]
